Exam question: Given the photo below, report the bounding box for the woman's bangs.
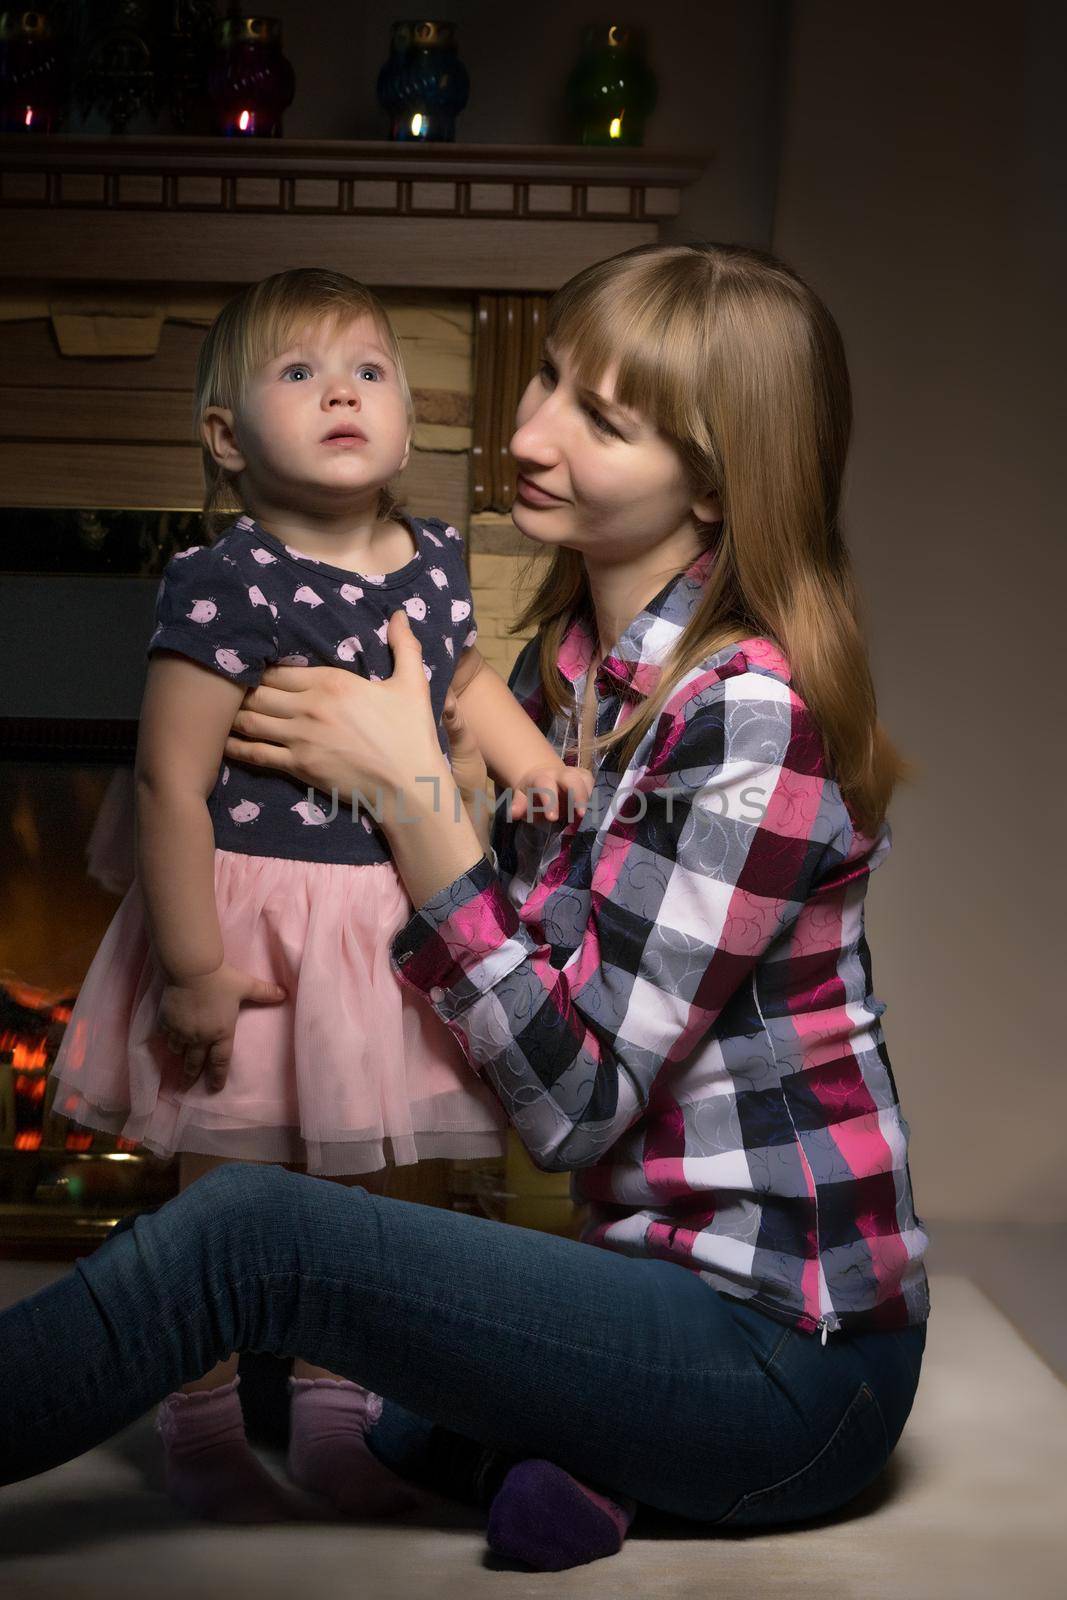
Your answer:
[548,277,695,438]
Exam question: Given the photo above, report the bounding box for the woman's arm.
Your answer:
[389,669,831,1172]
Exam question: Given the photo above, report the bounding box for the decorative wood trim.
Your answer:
[472,293,548,515]
[0,137,705,220]
[0,211,659,289]
[0,138,701,288]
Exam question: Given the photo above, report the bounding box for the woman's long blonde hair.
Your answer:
[193,268,414,536]
[512,242,913,837]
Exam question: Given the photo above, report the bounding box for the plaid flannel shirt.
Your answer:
[391,544,931,1337]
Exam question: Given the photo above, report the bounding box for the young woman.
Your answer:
[0,242,929,1572]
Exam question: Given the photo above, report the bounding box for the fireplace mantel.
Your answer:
[0,136,705,289]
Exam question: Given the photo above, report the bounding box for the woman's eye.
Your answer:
[587,406,620,439]
[283,365,311,382]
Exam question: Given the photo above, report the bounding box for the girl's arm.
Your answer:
[135,655,243,982]
[136,655,286,1084]
[450,646,560,791]
[451,647,591,823]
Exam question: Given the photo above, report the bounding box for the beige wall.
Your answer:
[771,2,1066,1220]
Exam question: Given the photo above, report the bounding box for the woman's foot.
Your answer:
[156,1375,304,1523]
[486,1459,636,1570]
[286,1376,422,1517]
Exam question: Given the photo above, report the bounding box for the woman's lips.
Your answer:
[516,474,566,507]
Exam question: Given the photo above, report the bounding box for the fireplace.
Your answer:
[0,135,702,1252]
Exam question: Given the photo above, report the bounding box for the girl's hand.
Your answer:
[157,962,286,1091]
[224,610,447,807]
[511,762,594,825]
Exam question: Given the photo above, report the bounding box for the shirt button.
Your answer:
[429,985,444,1003]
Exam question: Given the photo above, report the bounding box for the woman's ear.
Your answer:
[691,488,722,526]
[200,406,246,474]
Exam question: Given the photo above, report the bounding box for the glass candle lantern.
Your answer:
[208,14,294,138]
[376,19,469,143]
[565,23,656,147]
[0,8,68,133]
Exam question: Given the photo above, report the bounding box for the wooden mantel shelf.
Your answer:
[0,136,706,290]
[0,134,704,188]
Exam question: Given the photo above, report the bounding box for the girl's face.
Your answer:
[508,340,717,560]
[205,313,410,513]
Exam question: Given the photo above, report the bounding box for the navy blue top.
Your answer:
[147,512,478,866]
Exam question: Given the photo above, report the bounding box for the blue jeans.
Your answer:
[0,1164,925,1526]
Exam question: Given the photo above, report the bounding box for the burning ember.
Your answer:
[0,975,134,1154]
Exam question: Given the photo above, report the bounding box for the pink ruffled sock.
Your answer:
[486,1459,637,1570]
[286,1377,422,1517]
[155,1375,304,1524]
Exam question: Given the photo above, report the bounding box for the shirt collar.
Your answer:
[557,541,721,700]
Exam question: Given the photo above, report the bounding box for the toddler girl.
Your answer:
[49,268,591,1523]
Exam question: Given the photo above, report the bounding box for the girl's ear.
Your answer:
[691,488,722,526]
[200,406,246,473]
[397,430,412,476]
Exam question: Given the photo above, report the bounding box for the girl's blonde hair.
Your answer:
[513,241,914,838]
[193,268,415,535]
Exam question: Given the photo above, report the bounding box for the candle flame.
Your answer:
[238,109,251,132]
[410,112,425,137]
[24,106,34,127]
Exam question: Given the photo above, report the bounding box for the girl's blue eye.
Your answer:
[358,365,384,381]
[283,365,311,381]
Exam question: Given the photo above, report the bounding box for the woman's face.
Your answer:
[508,340,717,561]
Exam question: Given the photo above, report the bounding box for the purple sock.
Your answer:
[287,1377,422,1517]
[156,1375,305,1524]
[486,1459,637,1570]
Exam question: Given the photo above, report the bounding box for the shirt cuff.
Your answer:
[389,852,524,1017]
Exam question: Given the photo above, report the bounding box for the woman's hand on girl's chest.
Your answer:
[223,609,448,802]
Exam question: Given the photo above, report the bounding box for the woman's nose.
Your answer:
[510,391,560,466]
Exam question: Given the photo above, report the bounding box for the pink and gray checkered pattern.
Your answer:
[391,545,930,1338]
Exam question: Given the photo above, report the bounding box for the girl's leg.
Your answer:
[0,1163,922,1531]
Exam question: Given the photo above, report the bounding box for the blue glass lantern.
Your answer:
[376,19,469,143]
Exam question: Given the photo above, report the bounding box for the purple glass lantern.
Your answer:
[208,14,294,138]
[0,9,69,133]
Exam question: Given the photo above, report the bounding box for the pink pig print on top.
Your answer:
[215,648,250,674]
[148,512,478,866]
[228,799,261,823]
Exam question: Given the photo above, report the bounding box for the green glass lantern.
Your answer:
[565,23,657,147]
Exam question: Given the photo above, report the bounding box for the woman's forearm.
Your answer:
[135,782,225,983]
[382,762,487,910]
[460,780,495,860]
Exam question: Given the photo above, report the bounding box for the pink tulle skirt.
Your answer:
[48,848,508,1175]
